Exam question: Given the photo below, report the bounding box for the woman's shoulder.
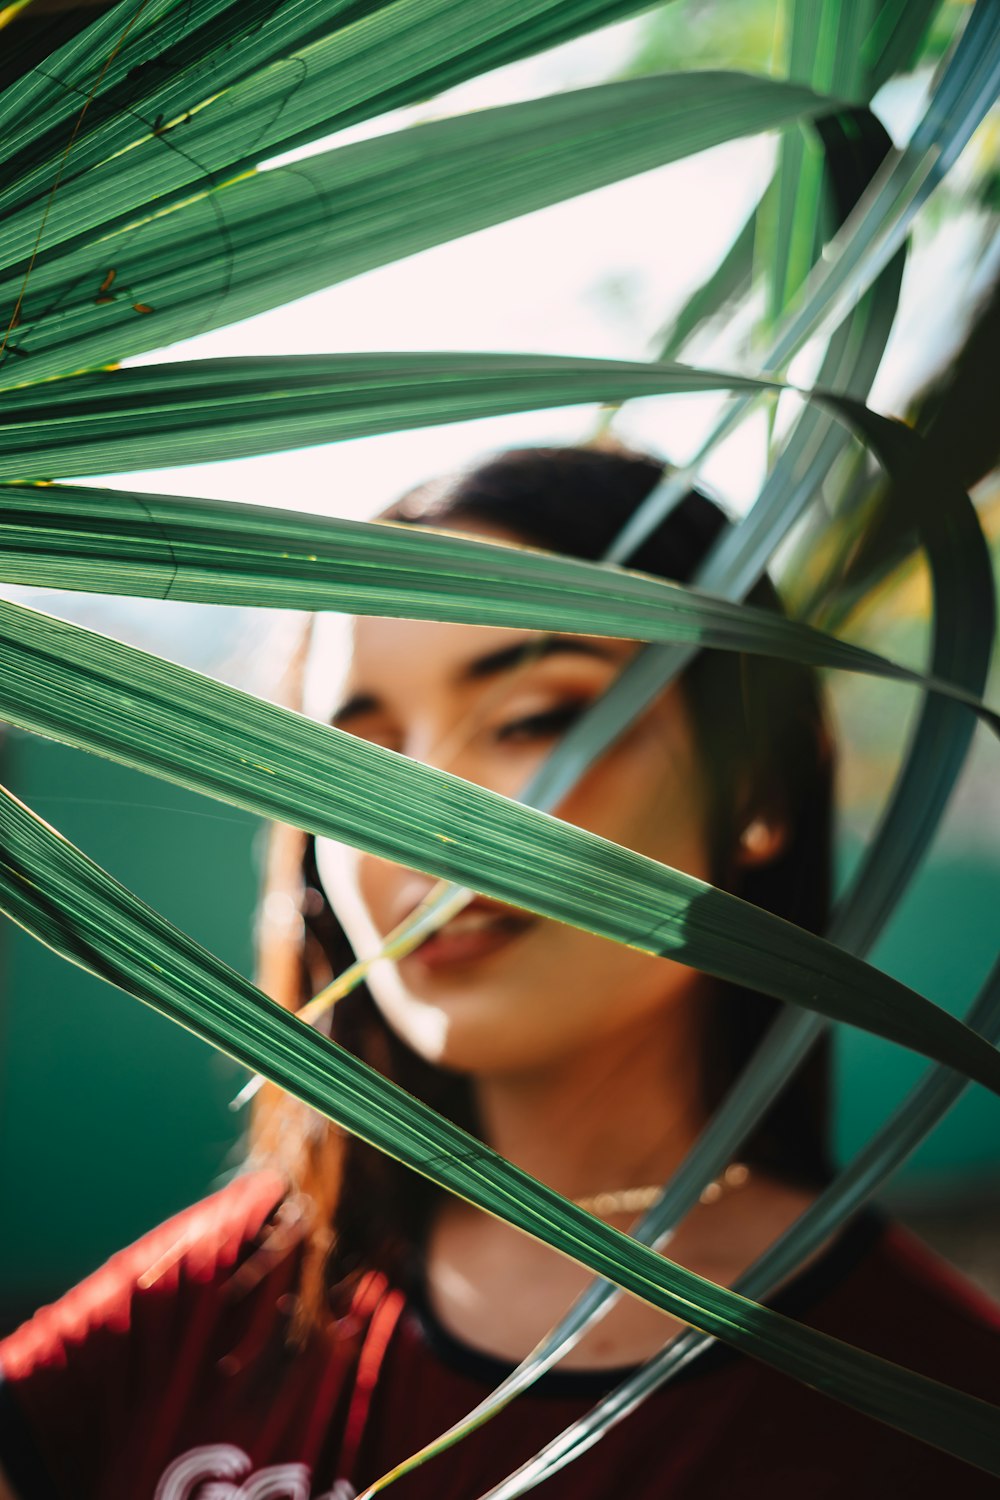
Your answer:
[0,1169,367,1499]
[0,1167,291,1382]
[871,1216,1000,1317]
[820,1212,1000,1395]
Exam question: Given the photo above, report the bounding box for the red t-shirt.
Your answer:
[1,1168,999,1499]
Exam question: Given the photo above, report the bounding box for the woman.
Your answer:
[1,445,998,1499]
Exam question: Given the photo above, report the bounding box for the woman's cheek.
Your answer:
[557,753,711,891]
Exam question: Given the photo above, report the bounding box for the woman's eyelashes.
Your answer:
[328,697,592,755]
[493,700,588,743]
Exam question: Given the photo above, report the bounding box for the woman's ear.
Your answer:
[734,811,788,869]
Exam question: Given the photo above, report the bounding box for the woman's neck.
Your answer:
[470,989,709,1203]
[422,987,826,1370]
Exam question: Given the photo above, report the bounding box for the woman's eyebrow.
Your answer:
[330,637,621,726]
[456,636,622,683]
[330,693,377,728]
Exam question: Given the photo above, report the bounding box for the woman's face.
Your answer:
[305,522,717,1078]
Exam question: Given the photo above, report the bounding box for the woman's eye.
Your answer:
[494,703,587,742]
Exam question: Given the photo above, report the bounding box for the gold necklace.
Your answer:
[574,1162,751,1218]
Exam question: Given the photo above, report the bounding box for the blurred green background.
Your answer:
[0,729,260,1325]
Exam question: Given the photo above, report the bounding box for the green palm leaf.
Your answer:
[653,0,939,359]
[0,70,838,387]
[1,0,996,1489]
[0,350,888,477]
[606,0,1000,561]
[473,957,1000,1499]
[1,594,998,1091]
[301,257,996,1488]
[1,781,999,1477]
[0,0,667,232]
[760,0,840,329]
[0,471,994,732]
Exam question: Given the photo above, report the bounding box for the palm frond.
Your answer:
[1,781,999,1477]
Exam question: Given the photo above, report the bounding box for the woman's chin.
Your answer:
[374,984,511,1063]
[369,975,564,1076]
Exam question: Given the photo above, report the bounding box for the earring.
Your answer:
[739,817,774,857]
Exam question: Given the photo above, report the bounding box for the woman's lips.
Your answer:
[399,908,536,971]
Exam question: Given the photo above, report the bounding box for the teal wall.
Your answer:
[0,730,261,1323]
[833,835,1000,1186]
[1,726,997,1327]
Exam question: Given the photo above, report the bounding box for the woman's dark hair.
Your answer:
[251,442,835,1336]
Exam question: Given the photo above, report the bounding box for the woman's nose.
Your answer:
[401,725,519,801]
[404,729,479,782]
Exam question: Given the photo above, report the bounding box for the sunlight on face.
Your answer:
[303,523,716,1079]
